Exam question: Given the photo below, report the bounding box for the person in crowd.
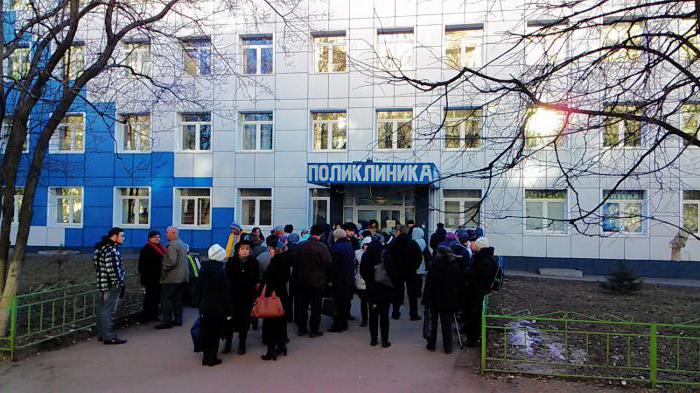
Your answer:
[406,220,416,236]
[250,227,265,244]
[273,225,286,237]
[256,235,278,275]
[284,224,294,235]
[411,226,429,294]
[360,236,394,348]
[223,240,259,355]
[249,234,268,258]
[225,223,246,259]
[194,244,232,366]
[438,232,457,250]
[260,240,291,360]
[387,225,423,321]
[155,226,189,329]
[292,225,331,337]
[285,233,301,321]
[354,236,372,327]
[94,227,127,345]
[422,247,463,354]
[430,223,447,253]
[343,222,361,251]
[464,237,499,347]
[300,228,310,241]
[138,230,165,323]
[328,228,355,332]
[367,219,380,236]
[451,230,472,265]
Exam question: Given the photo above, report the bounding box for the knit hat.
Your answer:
[147,230,160,239]
[287,233,300,244]
[457,229,470,243]
[208,244,226,262]
[474,237,490,249]
[361,237,372,247]
[273,225,285,233]
[230,222,242,232]
[333,228,346,240]
[445,232,457,241]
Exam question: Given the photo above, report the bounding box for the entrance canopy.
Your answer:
[307,162,439,187]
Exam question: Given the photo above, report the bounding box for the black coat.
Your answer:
[329,238,356,299]
[429,228,446,253]
[225,256,259,324]
[466,247,499,297]
[292,237,331,289]
[422,254,463,312]
[387,234,423,279]
[138,243,165,287]
[360,242,395,304]
[195,260,233,316]
[261,252,291,301]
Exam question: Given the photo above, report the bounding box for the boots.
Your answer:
[222,337,232,354]
[237,340,246,355]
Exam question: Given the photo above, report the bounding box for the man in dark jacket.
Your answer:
[464,237,498,347]
[387,225,423,320]
[138,230,166,323]
[343,222,361,251]
[293,224,332,337]
[430,223,447,254]
[328,228,356,332]
[194,244,233,366]
[423,247,463,354]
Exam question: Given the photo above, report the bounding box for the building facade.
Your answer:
[3,0,700,262]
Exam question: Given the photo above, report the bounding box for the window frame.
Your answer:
[239,188,273,230]
[64,43,84,80]
[375,109,414,151]
[241,34,274,75]
[524,106,567,150]
[239,111,274,152]
[181,37,211,76]
[117,113,152,153]
[1,117,30,153]
[310,188,330,227]
[441,189,482,231]
[682,190,700,234]
[600,189,647,235]
[524,20,569,66]
[443,107,483,150]
[114,187,151,228]
[680,102,700,147]
[50,112,85,154]
[376,28,415,71]
[679,19,699,63]
[124,42,152,77]
[2,187,25,225]
[312,32,347,73]
[523,189,569,234]
[174,187,212,229]
[601,20,645,62]
[178,112,212,152]
[7,46,30,80]
[443,25,483,70]
[48,186,84,228]
[602,104,644,148]
[311,110,347,151]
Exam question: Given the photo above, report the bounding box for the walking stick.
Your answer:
[453,313,464,349]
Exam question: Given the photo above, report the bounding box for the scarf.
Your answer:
[147,242,167,258]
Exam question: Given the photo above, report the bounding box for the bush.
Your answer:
[601,261,643,295]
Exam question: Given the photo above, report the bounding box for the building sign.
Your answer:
[307,162,438,185]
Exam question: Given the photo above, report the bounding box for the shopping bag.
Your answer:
[422,307,432,340]
[251,285,285,318]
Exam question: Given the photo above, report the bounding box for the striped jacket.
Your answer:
[94,241,126,291]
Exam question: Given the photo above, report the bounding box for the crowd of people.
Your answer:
[92,219,501,366]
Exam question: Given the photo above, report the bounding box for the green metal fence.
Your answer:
[480,296,700,387]
[0,275,143,360]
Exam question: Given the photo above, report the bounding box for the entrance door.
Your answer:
[379,208,401,232]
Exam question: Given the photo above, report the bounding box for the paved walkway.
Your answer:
[0,303,624,393]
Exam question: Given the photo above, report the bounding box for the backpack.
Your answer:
[187,254,201,280]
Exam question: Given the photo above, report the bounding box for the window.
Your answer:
[377,29,414,71]
[116,187,149,226]
[681,103,699,142]
[125,42,151,76]
[524,106,566,148]
[11,0,30,11]
[49,187,83,226]
[602,190,645,233]
[442,189,481,230]
[119,114,151,152]
[313,33,346,73]
[311,188,330,226]
[1,119,29,153]
[180,113,211,151]
[176,188,211,228]
[525,190,567,233]
[445,108,482,149]
[241,35,273,75]
[240,112,273,151]
[7,46,30,80]
[603,104,642,147]
[444,27,482,69]
[312,111,346,150]
[602,21,644,62]
[377,110,412,150]
[240,189,272,227]
[64,44,84,80]
[182,38,211,76]
[52,114,84,153]
[2,188,24,224]
[525,21,568,65]
[680,19,698,62]
[683,190,700,234]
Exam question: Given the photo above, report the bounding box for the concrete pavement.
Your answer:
[0,302,624,393]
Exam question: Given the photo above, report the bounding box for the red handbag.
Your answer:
[251,285,285,318]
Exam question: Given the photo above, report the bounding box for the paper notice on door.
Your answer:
[385,219,396,230]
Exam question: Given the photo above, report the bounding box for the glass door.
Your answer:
[380,208,402,232]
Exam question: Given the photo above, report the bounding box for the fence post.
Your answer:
[9,295,18,361]
[649,324,657,387]
[480,296,488,374]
